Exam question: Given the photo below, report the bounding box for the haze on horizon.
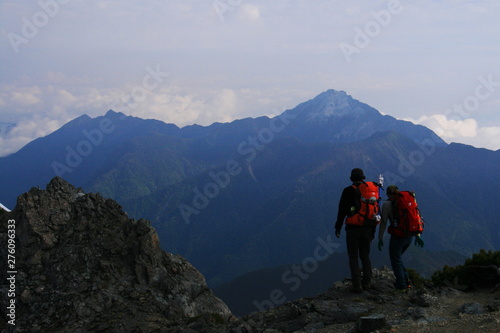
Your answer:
[1,0,500,156]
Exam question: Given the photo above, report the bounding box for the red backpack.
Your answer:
[345,181,381,226]
[388,191,424,237]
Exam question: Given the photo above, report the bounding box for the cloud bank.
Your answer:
[409,114,500,151]
[1,0,500,155]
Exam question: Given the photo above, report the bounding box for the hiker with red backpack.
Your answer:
[335,168,382,293]
[378,185,425,290]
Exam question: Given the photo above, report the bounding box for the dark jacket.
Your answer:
[335,183,376,235]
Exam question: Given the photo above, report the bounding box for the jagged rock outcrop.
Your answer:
[0,177,235,332]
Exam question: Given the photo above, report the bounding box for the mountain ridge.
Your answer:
[271,89,446,145]
[0,89,446,208]
[0,89,498,292]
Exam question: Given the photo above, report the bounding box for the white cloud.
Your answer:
[409,114,500,151]
[1,0,500,154]
[412,114,477,138]
[135,87,240,126]
[55,89,78,106]
[146,90,206,126]
[238,4,261,21]
[0,117,63,156]
[472,126,500,151]
[10,86,43,106]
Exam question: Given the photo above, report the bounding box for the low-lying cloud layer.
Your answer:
[1,0,499,155]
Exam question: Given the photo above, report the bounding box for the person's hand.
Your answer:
[335,231,341,239]
[415,235,424,248]
[377,239,383,251]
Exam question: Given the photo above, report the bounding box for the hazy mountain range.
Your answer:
[1,90,499,312]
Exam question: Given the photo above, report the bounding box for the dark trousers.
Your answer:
[389,235,413,289]
[346,227,373,286]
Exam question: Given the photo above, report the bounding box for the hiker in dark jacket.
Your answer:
[335,168,376,292]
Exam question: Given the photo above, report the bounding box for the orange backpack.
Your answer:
[388,191,424,237]
[345,181,381,226]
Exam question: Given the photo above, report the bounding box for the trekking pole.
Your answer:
[376,174,384,221]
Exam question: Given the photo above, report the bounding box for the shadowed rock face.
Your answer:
[0,177,234,332]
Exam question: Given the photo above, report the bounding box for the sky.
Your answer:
[1,0,499,156]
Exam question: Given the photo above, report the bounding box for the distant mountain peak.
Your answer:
[318,89,349,99]
[104,109,127,119]
[277,89,445,145]
[312,90,350,116]
[56,114,92,131]
[290,89,378,121]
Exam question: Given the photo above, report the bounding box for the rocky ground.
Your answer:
[300,286,499,333]
[235,267,500,333]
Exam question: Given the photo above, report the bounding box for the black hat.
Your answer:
[350,168,365,182]
[386,185,399,195]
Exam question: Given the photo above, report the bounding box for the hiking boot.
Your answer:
[350,279,362,293]
[393,282,411,293]
[406,279,413,290]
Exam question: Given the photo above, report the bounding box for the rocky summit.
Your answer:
[1,178,499,333]
[0,177,234,332]
[239,267,500,333]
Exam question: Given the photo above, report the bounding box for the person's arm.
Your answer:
[378,200,392,240]
[335,186,352,236]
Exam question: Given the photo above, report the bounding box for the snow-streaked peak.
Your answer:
[309,90,351,119]
[289,89,372,122]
